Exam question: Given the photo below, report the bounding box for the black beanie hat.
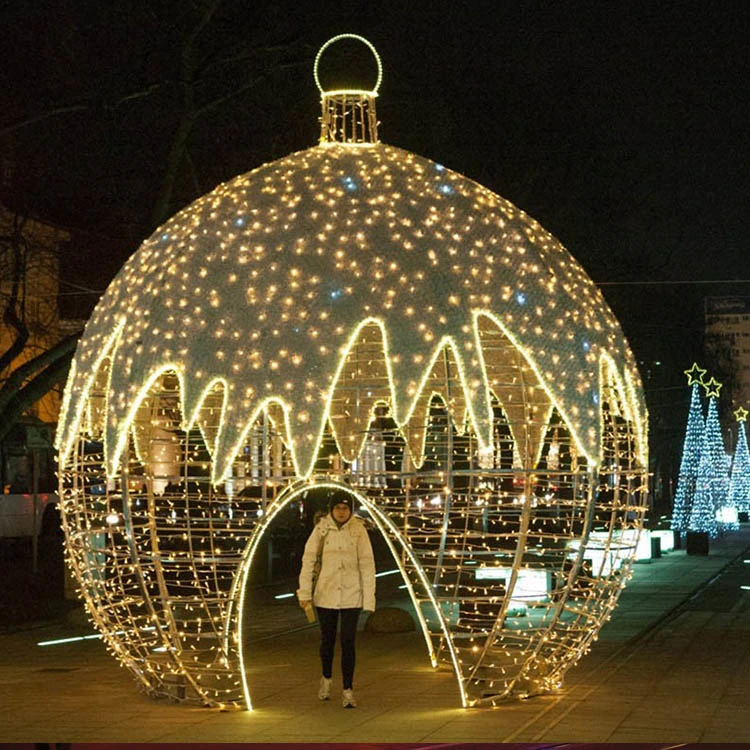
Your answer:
[328,493,354,513]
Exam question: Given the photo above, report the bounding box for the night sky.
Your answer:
[1,0,749,481]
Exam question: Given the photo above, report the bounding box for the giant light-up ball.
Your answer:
[57,35,648,709]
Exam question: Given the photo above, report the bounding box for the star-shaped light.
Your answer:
[684,362,707,386]
[702,376,722,398]
[734,406,748,422]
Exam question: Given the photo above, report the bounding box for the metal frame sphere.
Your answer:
[57,42,648,710]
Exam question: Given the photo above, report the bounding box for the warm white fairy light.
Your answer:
[56,34,648,711]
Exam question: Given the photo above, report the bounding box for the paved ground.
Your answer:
[1,527,749,743]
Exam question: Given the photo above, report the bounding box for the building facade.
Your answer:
[705,296,750,413]
[0,206,70,423]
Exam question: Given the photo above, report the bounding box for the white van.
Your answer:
[0,419,59,539]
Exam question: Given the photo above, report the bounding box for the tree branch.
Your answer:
[0,104,90,137]
[194,57,309,119]
[184,0,225,53]
[0,225,30,372]
[0,349,75,445]
[0,334,79,417]
[194,38,307,79]
[0,84,167,137]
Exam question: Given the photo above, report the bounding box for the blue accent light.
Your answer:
[439,184,453,195]
[375,568,400,578]
[160,233,170,242]
[435,163,445,172]
[515,292,527,305]
[582,340,591,352]
[592,391,600,405]
[330,289,343,300]
[342,177,357,192]
[235,217,246,227]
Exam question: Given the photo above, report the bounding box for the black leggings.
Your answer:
[316,607,360,690]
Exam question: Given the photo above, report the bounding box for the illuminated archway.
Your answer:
[233,477,465,709]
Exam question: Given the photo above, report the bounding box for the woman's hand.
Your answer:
[299,599,311,608]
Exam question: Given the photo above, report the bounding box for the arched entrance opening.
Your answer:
[233,477,463,710]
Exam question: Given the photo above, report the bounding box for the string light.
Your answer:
[671,371,705,534]
[56,35,648,710]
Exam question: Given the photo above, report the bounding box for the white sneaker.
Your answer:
[342,689,357,708]
[318,676,332,700]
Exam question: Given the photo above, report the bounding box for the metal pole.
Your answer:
[31,449,40,574]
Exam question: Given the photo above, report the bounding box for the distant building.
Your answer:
[0,206,71,423]
[705,296,750,412]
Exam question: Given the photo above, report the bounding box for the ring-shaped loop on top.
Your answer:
[313,34,383,94]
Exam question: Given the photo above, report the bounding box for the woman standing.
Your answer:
[297,493,376,708]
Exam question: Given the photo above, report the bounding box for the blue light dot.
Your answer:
[235,217,245,227]
[342,177,357,192]
[439,184,453,195]
[160,233,170,242]
[435,163,445,172]
[330,289,343,300]
[592,392,600,405]
[582,340,591,352]
[515,292,527,305]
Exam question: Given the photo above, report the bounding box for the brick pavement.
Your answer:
[1,527,748,743]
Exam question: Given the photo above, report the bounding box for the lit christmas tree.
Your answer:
[690,436,719,537]
[690,377,726,537]
[671,363,706,532]
[728,406,750,517]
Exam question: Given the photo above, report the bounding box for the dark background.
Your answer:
[1,0,749,513]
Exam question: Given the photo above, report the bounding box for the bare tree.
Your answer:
[0,210,78,440]
[0,2,312,237]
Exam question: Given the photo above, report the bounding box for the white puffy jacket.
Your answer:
[297,514,376,611]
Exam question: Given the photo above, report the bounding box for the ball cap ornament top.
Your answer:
[56,34,649,710]
[315,34,383,144]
